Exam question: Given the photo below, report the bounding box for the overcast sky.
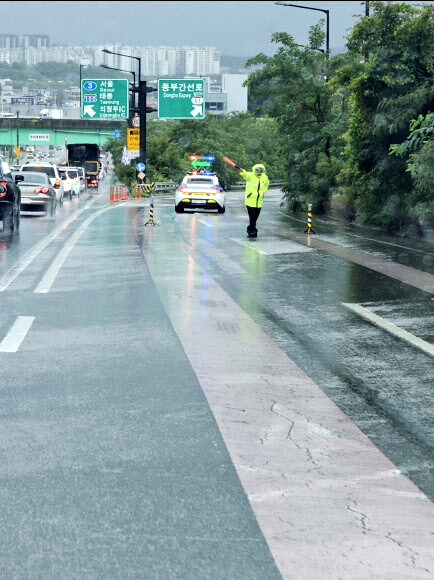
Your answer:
[3,1,430,56]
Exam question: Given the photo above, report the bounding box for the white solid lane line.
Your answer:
[0,194,101,292]
[343,302,434,357]
[34,204,123,294]
[0,316,35,352]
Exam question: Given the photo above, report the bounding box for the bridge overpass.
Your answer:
[0,117,124,147]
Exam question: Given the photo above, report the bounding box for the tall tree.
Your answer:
[245,24,337,212]
[337,1,434,231]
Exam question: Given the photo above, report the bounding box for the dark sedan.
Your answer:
[0,157,21,232]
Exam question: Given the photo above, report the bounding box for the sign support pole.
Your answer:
[138,80,147,184]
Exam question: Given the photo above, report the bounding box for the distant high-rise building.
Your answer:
[0,34,19,50]
[21,35,49,49]
[0,38,221,75]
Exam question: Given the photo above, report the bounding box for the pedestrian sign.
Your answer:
[158,78,205,120]
[81,79,129,120]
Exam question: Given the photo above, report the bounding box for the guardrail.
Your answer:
[154,182,179,191]
[154,180,284,192]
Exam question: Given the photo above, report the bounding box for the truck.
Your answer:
[66,143,100,188]
[39,108,64,119]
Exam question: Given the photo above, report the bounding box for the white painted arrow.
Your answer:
[190,105,203,118]
[84,105,96,117]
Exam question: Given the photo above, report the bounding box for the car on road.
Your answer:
[0,156,21,232]
[58,167,80,199]
[19,163,64,206]
[175,172,225,213]
[75,167,86,192]
[13,171,56,217]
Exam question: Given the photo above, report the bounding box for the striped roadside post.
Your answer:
[303,203,316,234]
[144,194,159,227]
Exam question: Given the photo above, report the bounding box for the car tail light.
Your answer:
[212,187,221,193]
[177,186,187,193]
[54,178,60,188]
[34,187,50,194]
[0,181,7,198]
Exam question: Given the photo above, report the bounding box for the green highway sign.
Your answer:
[158,78,205,120]
[191,160,211,168]
[81,79,129,120]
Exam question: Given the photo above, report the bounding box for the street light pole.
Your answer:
[275,1,330,55]
[79,63,88,85]
[16,110,19,164]
[102,49,156,182]
[100,64,136,121]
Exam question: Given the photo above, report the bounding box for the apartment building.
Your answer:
[0,36,221,77]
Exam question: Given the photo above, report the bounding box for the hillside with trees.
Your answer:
[106,2,433,235]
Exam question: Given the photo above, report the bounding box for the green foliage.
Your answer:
[337,1,434,232]
[105,2,433,234]
[390,113,434,225]
[245,25,347,213]
[106,113,284,191]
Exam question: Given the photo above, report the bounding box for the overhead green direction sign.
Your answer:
[158,78,205,120]
[81,79,129,120]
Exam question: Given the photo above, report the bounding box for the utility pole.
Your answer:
[16,111,19,164]
[364,1,370,62]
[135,80,156,183]
[101,49,157,183]
[275,2,330,56]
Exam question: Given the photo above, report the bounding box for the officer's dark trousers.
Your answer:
[246,206,261,235]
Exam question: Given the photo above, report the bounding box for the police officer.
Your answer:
[239,164,269,237]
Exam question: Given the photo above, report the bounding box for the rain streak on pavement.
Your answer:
[0,181,433,578]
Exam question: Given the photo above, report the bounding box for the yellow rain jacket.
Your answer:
[240,164,269,208]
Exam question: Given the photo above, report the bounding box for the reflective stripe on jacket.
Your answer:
[240,169,269,208]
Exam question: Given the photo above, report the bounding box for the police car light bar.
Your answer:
[189,155,215,162]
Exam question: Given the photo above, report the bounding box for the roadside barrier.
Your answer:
[133,183,156,198]
[144,196,159,227]
[303,203,316,234]
[109,185,129,204]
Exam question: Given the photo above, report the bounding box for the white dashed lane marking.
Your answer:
[0,316,35,352]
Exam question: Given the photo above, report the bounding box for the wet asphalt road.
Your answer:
[0,182,432,576]
[166,191,434,499]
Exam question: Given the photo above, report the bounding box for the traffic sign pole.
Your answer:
[139,81,146,184]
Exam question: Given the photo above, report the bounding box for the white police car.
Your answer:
[175,172,225,213]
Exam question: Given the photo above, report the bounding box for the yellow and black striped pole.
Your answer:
[145,195,159,227]
[303,203,316,234]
